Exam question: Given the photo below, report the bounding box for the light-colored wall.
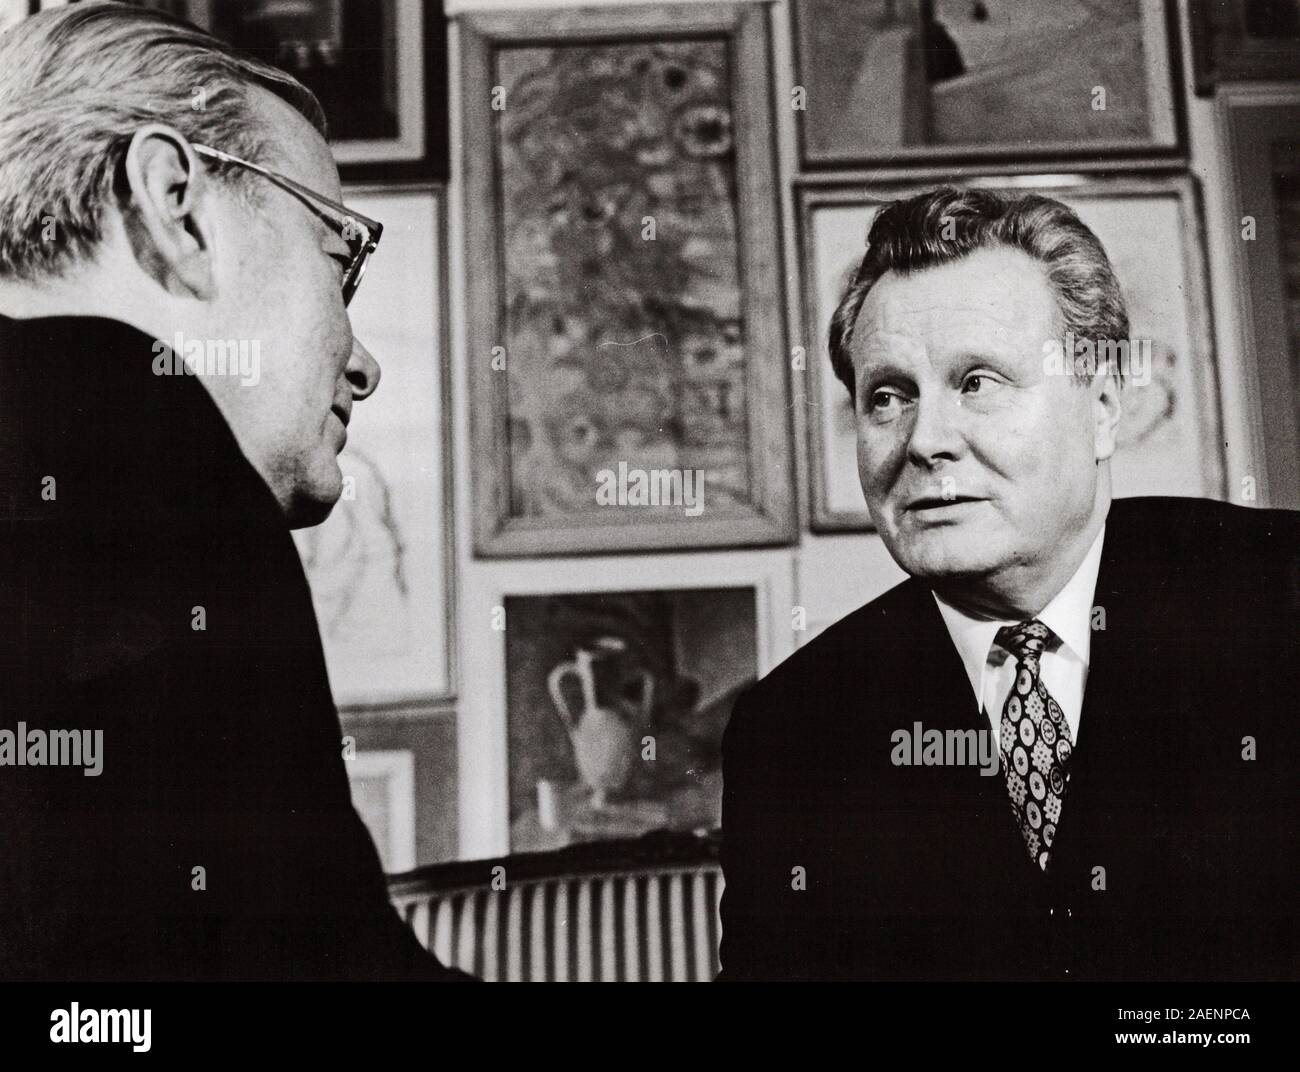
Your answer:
[443,0,1271,860]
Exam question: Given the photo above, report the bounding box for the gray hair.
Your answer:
[0,1,326,281]
[828,186,1130,399]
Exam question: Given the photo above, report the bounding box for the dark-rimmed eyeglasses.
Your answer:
[191,143,383,307]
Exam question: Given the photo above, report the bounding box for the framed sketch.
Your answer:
[293,187,456,706]
[503,586,757,854]
[1191,0,1300,93]
[792,0,1180,167]
[460,3,796,556]
[798,175,1225,531]
[113,0,449,181]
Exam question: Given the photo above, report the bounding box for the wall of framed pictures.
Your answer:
[445,0,1284,861]
[6,0,1278,864]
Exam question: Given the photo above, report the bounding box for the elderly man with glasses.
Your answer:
[0,3,463,980]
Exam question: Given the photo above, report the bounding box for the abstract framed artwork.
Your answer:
[798,175,1225,531]
[503,586,758,853]
[112,0,449,181]
[792,0,1180,167]
[292,186,456,707]
[460,3,796,556]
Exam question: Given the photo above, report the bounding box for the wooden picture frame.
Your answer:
[1191,0,1300,94]
[341,703,460,869]
[293,185,457,707]
[1217,84,1300,508]
[460,3,796,556]
[792,0,1181,168]
[113,0,449,182]
[797,174,1225,531]
[455,551,795,859]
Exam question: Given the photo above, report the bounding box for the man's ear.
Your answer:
[120,125,215,300]
[1092,370,1123,463]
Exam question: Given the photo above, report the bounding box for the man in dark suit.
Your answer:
[719,187,1299,981]
[0,4,461,980]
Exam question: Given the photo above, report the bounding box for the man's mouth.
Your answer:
[331,405,350,429]
[904,495,984,512]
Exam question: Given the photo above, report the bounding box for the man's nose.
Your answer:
[345,335,381,400]
[905,391,962,468]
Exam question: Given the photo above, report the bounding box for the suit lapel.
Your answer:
[899,581,1039,873]
[1047,500,1175,875]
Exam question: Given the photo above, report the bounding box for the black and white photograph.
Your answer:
[0,0,1296,1055]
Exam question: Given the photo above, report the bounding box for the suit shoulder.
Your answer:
[1113,496,1298,585]
[1116,495,1299,544]
[724,578,922,743]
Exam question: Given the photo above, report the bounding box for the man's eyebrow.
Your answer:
[854,359,917,404]
[856,356,914,380]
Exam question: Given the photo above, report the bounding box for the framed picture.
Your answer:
[112,0,448,181]
[504,586,757,853]
[798,175,1225,531]
[792,0,1180,167]
[1191,0,1300,93]
[346,749,416,873]
[460,3,796,556]
[341,704,459,869]
[455,551,794,858]
[1217,85,1300,508]
[293,186,456,706]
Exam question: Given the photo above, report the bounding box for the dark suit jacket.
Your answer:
[720,496,1299,981]
[0,314,462,980]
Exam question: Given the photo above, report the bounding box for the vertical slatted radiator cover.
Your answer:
[388,833,724,982]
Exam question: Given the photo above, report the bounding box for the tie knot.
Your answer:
[995,619,1055,669]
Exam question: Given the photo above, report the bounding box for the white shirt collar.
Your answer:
[931,523,1107,706]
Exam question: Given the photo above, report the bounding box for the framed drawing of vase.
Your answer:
[503,586,758,853]
[460,3,796,556]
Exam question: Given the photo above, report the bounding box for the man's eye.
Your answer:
[328,252,350,276]
[962,373,995,393]
[867,388,904,414]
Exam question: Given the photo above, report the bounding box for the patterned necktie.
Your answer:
[995,620,1075,872]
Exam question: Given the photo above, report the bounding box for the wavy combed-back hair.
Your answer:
[827,186,1130,400]
[0,1,325,281]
